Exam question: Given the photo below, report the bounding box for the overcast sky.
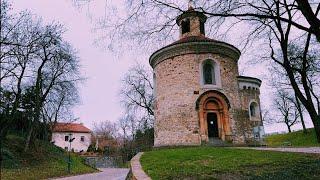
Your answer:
[12,0,313,133]
[13,0,135,128]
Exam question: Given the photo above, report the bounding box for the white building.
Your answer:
[51,123,92,152]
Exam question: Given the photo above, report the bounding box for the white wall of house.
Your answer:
[52,132,91,152]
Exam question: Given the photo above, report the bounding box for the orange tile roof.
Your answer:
[52,123,91,133]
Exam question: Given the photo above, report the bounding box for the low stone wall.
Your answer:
[129,152,151,180]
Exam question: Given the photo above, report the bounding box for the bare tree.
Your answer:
[274,89,300,133]
[1,8,42,139]
[117,113,138,161]
[93,120,119,139]
[269,45,310,133]
[119,63,154,129]
[268,32,320,140]
[24,24,81,151]
[0,1,82,150]
[117,64,155,160]
[260,105,272,126]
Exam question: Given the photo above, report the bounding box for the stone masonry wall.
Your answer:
[234,88,263,144]
[154,52,241,146]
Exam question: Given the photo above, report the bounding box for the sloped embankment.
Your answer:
[1,135,96,180]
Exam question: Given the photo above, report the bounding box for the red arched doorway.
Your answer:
[196,90,232,142]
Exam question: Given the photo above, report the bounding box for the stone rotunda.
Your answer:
[149,8,264,147]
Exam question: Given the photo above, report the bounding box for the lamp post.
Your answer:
[68,133,75,173]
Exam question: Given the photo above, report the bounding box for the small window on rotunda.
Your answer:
[181,19,190,34]
[203,61,216,85]
[249,102,259,118]
[250,104,256,117]
[200,21,205,35]
[153,73,156,96]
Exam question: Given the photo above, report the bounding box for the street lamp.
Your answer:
[68,133,75,173]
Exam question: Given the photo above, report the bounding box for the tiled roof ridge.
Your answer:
[52,122,91,133]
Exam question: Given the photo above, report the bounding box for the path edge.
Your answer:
[127,152,151,180]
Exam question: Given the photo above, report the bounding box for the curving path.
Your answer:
[54,168,129,180]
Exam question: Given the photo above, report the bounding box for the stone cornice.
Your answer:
[149,41,241,68]
[237,76,262,87]
[176,10,207,24]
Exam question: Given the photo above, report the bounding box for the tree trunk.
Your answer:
[24,124,34,152]
[287,124,292,133]
[296,0,320,42]
[311,114,320,143]
[25,59,44,151]
[295,96,307,133]
[284,62,320,142]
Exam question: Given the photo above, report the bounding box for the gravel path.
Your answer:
[235,147,320,154]
[54,168,129,180]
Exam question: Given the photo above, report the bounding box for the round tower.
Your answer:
[150,8,263,147]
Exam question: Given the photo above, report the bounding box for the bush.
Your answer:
[1,147,20,169]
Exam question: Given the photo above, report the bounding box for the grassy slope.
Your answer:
[265,128,320,147]
[141,147,320,179]
[1,135,97,180]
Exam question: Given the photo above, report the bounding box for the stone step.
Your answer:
[207,138,232,147]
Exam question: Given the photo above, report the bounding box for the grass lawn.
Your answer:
[265,128,320,147]
[140,147,320,179]
[1,135,97,180]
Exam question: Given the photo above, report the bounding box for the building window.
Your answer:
[249,101,259,119]
[200,21,205,35]
[250,104,256,117]
[65,135,69,142]
[203,61,216,85]
[81,136,85,142]
[181,19,190,34]
[153,73,156,96]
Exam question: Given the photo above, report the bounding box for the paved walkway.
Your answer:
[235,147,320,154]
[55,168,129,180]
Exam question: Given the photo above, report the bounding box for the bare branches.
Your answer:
[273,88,301,132]
[296,0,320,41]
[0,1,82,146]
[117,64,155,158]
[120,63,154,118]
[93,120,119,139]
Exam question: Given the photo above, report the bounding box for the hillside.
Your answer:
[1,135,96,180]
[140,147,320,179]
[265,128,320,147]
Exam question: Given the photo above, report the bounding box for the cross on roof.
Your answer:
[188,0,195,9]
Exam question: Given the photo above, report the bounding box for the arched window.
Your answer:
[203,61,216,85]
[153,73,156,96]
[249,102,259,118]
[250,104,256,117]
